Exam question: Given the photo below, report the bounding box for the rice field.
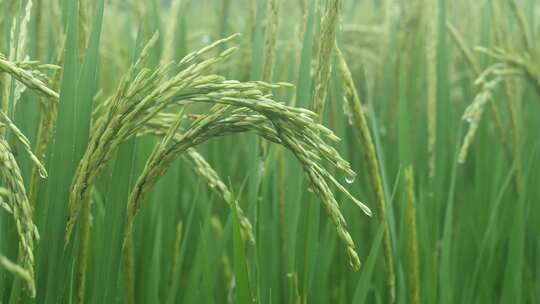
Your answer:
[0,0,539,303]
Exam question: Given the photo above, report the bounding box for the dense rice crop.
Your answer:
[0,0,539,303]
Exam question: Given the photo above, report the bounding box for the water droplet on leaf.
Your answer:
[345,174,356,184]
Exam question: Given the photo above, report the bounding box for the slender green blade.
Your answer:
[232,201,253,304]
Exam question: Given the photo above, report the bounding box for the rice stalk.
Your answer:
[446,21,529,199]
[405,166,420,304]
[29,43,63,208]
[239,0,256,79]
[506,0,533,52]
[468,47,532,196]
[33,0,46,60]
[210,217,234,293]
[247,0,257,37]
[50,0,64,44]
[75,193,93,304]
[447,22,508,154]
[335,44,395,301]
[296,0,308,57]
[277,144,287,273]
[262,0,280,83]
[166,221,183,300]
[123,221,136,304]
[79,0,89,60]
[446,23,511,164]
[0,1,4,50]
[217,0,232,39]
[161,0,188,64]
[446,23,480,73]
[490,1,525,197]
[256,0,282,234]
[1,11,16,116]
[13,0,33,107]
[312,0,341,117]
[458,71,503,164]
[425,0,437,178]
[0,138,39,297]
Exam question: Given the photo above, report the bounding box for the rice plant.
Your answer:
[0,0,539,303]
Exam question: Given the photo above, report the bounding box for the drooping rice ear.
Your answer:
[0,139,38,297]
